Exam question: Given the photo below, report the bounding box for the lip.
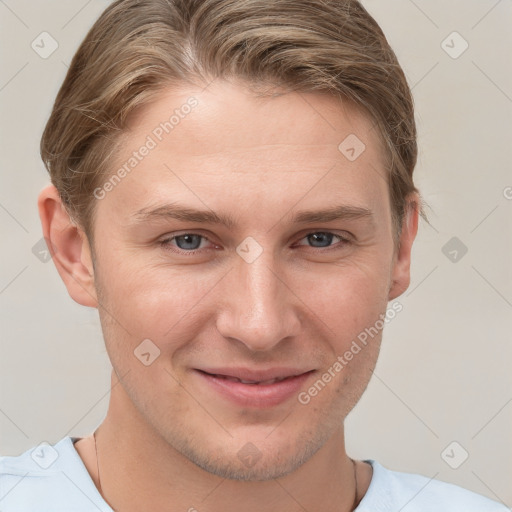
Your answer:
[197,366,313,382]
[194,367,316,408]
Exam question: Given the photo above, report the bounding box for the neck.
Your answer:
[91,373,365,512]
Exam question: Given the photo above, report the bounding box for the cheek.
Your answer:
[293,257,388,406]
[95,254,219,355]
[294,258,391,336]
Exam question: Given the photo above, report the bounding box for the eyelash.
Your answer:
[159,231,352,255]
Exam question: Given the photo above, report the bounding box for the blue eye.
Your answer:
[300,232,347,249]
[159,231,351,255]
[162,234,206,252]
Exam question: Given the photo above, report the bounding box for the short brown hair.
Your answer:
[40,0,428,247]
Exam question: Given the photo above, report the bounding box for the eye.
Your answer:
[159,230,351,255]
[160,233,213,253]
[296,231,351,250]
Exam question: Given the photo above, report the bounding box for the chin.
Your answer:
[172,429,328,482]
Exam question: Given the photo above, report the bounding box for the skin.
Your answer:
[38,79,418,512]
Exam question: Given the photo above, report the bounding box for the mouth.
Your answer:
[193,368,316,408]
[198,371,295,385]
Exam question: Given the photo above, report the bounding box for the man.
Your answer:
[0,0,507,510]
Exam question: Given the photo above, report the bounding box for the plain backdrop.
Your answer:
[1,0,511,506]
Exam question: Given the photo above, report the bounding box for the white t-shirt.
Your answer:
[0,436,508,511]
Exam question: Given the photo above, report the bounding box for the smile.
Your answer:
[194,369,316,408]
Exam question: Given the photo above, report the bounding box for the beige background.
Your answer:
[1,0,511,506]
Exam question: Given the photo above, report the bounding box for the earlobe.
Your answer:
[387,194,420,301]
[37,184,98,308]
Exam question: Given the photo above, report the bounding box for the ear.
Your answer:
[37,184,98,308]
[388,193,420,301]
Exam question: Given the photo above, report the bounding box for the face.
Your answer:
[85,80,412,481]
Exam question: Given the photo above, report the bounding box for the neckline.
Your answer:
[68,436,114,511]
[67,436,378,511]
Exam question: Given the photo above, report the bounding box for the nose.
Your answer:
[215,245,301,352]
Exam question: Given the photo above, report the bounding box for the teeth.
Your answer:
[215,374,289,385]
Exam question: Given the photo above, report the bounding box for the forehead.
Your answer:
[99,80,390,227]
[124,80,383,157]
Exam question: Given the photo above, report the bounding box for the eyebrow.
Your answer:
[132,203,374,229]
